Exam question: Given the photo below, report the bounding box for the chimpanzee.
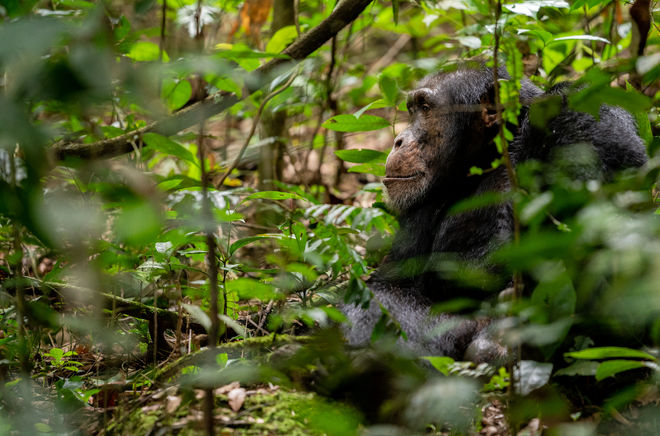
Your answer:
[342,63,648,361]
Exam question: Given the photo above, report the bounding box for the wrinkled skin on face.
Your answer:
[384,71,499,212]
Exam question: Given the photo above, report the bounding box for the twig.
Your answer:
[215,68,300,187]
[50,0,375,162]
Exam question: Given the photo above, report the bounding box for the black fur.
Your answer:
[342,65,648,360]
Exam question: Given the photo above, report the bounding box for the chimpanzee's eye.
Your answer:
[421,103,431,112]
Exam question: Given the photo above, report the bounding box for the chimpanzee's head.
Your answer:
[384,66,505,212]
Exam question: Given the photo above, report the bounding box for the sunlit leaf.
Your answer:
[142,132,197,165]
[161,79,192,111]
[227,278,282,300]
[266,25,298,53]
[347,163,386,176]
[229,235,277,256]
[551,35,610,44]
[335,149,388,163]
[422,356,455,375]
[595,360,649,381]
[378,74,399,105]
[323,114,390,132]
[505,0,569,18]
[566,347,656,361]
[126,41,168,62]
[244,191,305,201]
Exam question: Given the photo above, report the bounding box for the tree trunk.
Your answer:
[258,0,295,189]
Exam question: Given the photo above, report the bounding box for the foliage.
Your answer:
[0,0,658,434]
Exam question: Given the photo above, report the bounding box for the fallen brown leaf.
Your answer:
[166,395,182,414]
[227,387,247,412]
[215,381,241,396]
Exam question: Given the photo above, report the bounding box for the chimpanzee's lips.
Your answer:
[383,173,423,182]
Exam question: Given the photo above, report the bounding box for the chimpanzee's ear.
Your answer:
[479,87,498,128]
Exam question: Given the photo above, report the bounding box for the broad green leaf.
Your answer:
[422,356,454,376]
[215,43,287,71]
[161,79,192,112]
[529,95,562,129]
[229,235,276,256]
[227,278,282,300]
[626,82,653,145]
[542,44,571,74]
[354,99,388,119]
[378,74,399,106]
[114,201,162,247]
[266,25,298,54]
[566,347,656,361]
[215,43,288,59]
[127,41,168,62]
[47,348,64,362]
[245,191,305,201]
[323,114,390,132]
[142,132,197,164]
[554,360,599,377]
[595,360,648,381]
[569,84,650,119]
[335,149,388,163]
[207,75,242,97]
[347,163,386,176]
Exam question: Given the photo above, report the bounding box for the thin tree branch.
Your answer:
[50,0,374,162]
[216,68,299,187]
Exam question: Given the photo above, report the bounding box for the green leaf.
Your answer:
[334,149,388,163]
[229,235,276,256]
[569,69,651,118]
[127,41,168,62]
[347,163,386,176]
[265,25,298,53]
[227,278,282,300]
[554,360,599,377]
[354,99,388,119]
[392,0,399,24]
[47,348,64,362]
[529,95,562,129]
[566,347,656,361]
[626,82,653,145]
[422,356,455,376]
[142,132,197,165]
[207,75,242,97]
[378,74,399,106]
[595,360,648,381]
[551,35,610,44]
[161,79,192,112]
[245,191,305,201]
[323,114,390,132]
[114,201,162,247]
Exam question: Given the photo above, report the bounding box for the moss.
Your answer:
[103,386,361,435]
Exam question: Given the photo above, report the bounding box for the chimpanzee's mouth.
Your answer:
[383,172,423,181]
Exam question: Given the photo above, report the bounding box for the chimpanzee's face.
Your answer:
[384,71,497,212]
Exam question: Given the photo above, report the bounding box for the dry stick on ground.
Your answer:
[50,0,375,162]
